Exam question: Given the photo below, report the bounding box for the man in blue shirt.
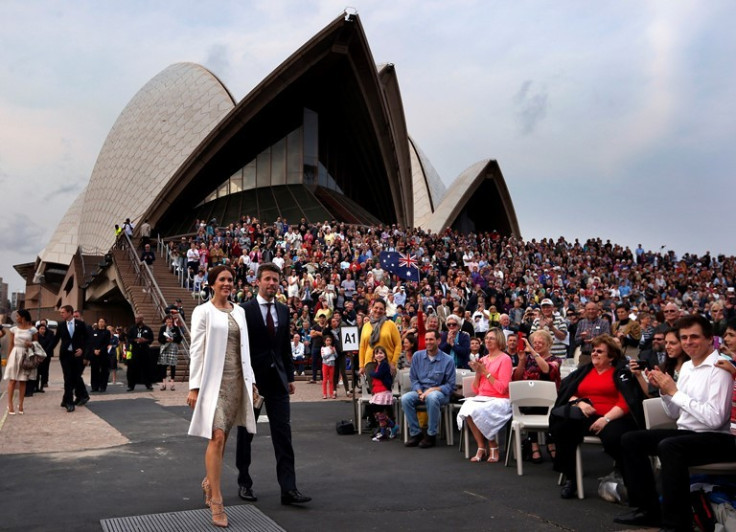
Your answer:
[401,330,456,448]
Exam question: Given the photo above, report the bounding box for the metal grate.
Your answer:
[100,504,286,532]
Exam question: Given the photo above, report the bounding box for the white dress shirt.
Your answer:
[661,350,732,433]
[256,294,279,328]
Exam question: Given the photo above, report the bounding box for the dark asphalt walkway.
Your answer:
[0,399,644,531]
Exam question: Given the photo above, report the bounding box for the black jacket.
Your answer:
[553,359,645,428]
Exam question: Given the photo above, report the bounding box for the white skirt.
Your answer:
[456,397,512,442]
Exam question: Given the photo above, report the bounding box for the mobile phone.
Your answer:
[253,395,265,410]
[517,332,525,345]
[635,358,655,371]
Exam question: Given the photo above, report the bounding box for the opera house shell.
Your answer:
[16,12,519,319]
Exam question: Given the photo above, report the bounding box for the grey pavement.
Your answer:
[0,359,649,531]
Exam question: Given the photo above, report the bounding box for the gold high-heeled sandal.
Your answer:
[201,477,212,508]
[210,499,228,528]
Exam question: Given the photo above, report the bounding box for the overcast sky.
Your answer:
[1,1,734,294]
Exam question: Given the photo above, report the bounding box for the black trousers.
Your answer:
[310,348,322,381]
[59,354,88,405]
[333,353,349,393]
[236,370,297,493]
[126,350,151,388]
[620,429,736,531]
[551,413,637,477]
[37,355,52,388]
[90,355,109,391]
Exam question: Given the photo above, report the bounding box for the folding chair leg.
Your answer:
[357,402,363,435]
[464,423,471,459]
[445,408,453,446]
[575,444,584,499]
[515,427,524,476]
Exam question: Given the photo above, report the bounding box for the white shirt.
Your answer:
[256,294,279,328]
[291,341,305,359]
[661,350,732,433]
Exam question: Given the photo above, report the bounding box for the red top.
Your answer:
[372,378,389,394]
[576,367,629,416]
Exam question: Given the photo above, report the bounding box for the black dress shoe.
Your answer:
[146,385,153,391]
[36,388,45,393]
[560,479,577,499]
[238,486,257,501]
[281,489,311,505]
[75,397,89,406]
[405,433,424,447]
[418,434,437,448]
[60,401,67,408]
[127,387,134,392]
[66,404,75,412]
[613,508,661,527]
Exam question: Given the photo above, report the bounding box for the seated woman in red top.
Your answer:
[456,329,513,463]
[550,334,645,499]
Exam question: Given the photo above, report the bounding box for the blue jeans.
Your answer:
[401,390,449,437]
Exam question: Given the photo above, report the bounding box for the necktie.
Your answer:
[265,302,275,337]
[67,320,74,351]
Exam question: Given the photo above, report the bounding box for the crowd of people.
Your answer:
[157,215,736,530]
[159,216,735,378]
[1,305,185,414]
[4,212,736,529]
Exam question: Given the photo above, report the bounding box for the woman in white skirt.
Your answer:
[3,309,38,415]
[457,329,513,462]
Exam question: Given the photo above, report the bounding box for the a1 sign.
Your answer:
[340,326,359,351]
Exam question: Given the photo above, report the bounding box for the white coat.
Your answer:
[188,301,257,438]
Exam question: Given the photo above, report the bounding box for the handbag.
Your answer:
[551,398,593,420]
[335,419,355,435]
[21,342,46,371]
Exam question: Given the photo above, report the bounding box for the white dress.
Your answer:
[456,397,512,441]
[3,326,37,381]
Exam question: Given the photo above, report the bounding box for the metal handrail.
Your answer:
[122,233,191,359]
[157,235,210,305]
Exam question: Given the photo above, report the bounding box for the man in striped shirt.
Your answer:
[530,298,569,359]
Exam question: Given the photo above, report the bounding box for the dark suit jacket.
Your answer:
[638,349,666,371]
[439,330,471,369]
[243,299,295,395]
[52,319,89,358]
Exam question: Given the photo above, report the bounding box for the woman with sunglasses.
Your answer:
[439,314,471,369]
[550,334,645,499]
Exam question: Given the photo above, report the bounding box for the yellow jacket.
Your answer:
[359,320,401,369]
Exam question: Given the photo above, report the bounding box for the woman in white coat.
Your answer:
[187,265,259,528]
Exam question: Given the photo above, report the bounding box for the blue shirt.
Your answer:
[409,349,456,397]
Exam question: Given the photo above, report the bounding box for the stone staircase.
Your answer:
[112,246,193,381]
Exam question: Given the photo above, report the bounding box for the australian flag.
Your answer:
[380,251,420,282]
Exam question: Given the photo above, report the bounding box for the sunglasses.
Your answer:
[591,348,607,354]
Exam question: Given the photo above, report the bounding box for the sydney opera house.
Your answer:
[15,12,519,321]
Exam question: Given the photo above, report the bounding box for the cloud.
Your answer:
[0,212,47,254]
[42,182,83,202]
[204,44,230,80]
[513,80,549,135]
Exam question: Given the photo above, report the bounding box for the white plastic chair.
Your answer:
[448,369,475,446]
[356,374,373,435]
[457,375,478,458]
[642,398,736,475]
[504,380,557,476]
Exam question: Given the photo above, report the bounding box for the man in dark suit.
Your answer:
[236,263,311,505]
[52,305,90,412]
[638,330,667,372]
[126,314,154,391]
